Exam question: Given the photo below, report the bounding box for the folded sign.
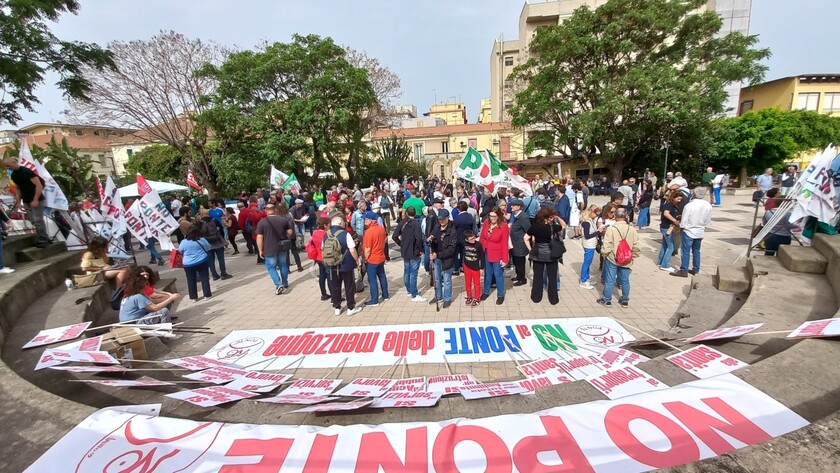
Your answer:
[27,375,808,473]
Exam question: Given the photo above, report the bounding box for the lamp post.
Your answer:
[663,140,670,178]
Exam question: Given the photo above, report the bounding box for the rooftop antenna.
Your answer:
[432,88,437,103]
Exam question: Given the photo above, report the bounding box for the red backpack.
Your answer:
[615,227,634,266]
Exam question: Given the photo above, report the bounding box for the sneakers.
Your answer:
[321,294,331,301]
[512,280,527,287]
[334,308,341,316]
[579,281,595,290]
[480,293,489,301]
[670,270,688,278]
[221,274,233,280]
[428,298,439,305]
[659,266,675,272]
[465,297,473,306]
[411,295,427,302]
[470,299,479,308]
[347,307,362,316]
[688,269,698,275]
[442,301,451,309]
[212,275,221,281]
[0,267,15,275]
[619,300,629,308]
[496,297,504,305]
[596,298,612,307]
[275,286,286,295]
[365,301,380,307]
[190,298,199,303]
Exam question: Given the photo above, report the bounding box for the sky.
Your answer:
[13,0,840,127]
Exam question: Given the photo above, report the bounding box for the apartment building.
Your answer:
[738,74,840,117]
[424,102,468,125]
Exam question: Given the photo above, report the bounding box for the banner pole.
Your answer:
[321,357,348,379]
[400,358,407,379]
[442,355,452,375]
[614,319,684,352]
[377,356,404,379]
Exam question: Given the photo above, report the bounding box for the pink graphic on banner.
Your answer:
[23,322,91,349]
[333,378,398,397]
[667,346,749,379]
[686,323,764,343]
[166,386,257,407]
[371,391,442,408]
[586,365,668,400]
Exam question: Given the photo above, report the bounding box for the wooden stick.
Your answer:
[377,357,404,379]
[321,357,348,379]
[442,355,452,375]
[501,337,522,367]
[85,315,163,331]
[400,358,407,379]
[679,330,793,341]
[68,379,209,385]
[614,319,684,352]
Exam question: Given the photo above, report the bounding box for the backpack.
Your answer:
[380,194,391,209]
[245,217,252,233]
[305,237,318,260]
[322,229,345,267]
[615,227,634,266]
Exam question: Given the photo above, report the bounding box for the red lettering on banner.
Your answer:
[342,333,360,353]
[512,416,594,472]
[670,346,723,371]
[383,330,433,357]
[355,427,428,472]
[517,324,531,337]
[317,334,335,354]
[432,425,511,472]
[801,320,832,338]
[219,438,293,472]
[605,404,699,468]
[664,398,772,455]
[330,334,348,354]
[264,336,289,356]
[302,434,338,473]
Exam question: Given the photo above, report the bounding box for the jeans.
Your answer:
[637,207,650,227]
[483,261,505,298]
[434,259,453,302]
[764,234,792,256]
[295,223,306,239]
[713,187,722,205]
[183,260,211,300]
[264,251,289,288]
[680,235,702,273]
[657,228,675,269]
[423,243,431,272]
[147,238,161,262]
[531,260,559,304]
[581,248,595,283]
[602,259,630,303]
[207,246,228,277]
[24,203,49,242]
[366,262,389,302]
[318,262,329,297]
[403,258,420,297]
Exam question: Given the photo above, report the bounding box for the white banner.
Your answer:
[787,318,840,339]
[667,346,749,379]
[270,165,289,189]
[685,323,764,343]
[138,187,179,251]
[99,176,127,238]
[23,322,91,349]
[18,139,69,210]
[26,375,809,473]
[203,317,634,369]
[124,200,149,242]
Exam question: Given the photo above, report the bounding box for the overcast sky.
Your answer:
[14,0,840,126]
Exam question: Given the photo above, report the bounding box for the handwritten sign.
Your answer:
[333,378,398,398]
[166,386,257,407]
[460,382,529,400]
[371,391,442,408]
[23,322,91,349]
[787,318,840,339]
[686,323,764,343]
[586,365,668,400]
[667,346,749,379]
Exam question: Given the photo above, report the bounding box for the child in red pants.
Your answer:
[462,230,484,307]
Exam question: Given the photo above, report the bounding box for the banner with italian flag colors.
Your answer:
[485,149,533,197]
[282,172,301,194]
[186,169,202,191]
[269,165,288,189]
[454,147,497,189]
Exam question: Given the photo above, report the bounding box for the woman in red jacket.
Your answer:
[480,206,509,305]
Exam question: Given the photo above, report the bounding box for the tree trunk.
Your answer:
[738,165,748,188]
[606,161,624,182]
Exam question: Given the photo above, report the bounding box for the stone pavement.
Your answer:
[152,192,762,382]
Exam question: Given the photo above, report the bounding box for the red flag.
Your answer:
[95,176,105,200]
[136,173,153,197]
[186,169,202,191]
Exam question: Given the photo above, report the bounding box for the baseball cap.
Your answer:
[364,211,378,221]
[433,198,444,205]
[437,208,450,219]
[510,199,524,207]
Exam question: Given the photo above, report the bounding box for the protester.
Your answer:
[579,205,603,290]
[480,207,509,305]
[145,236,165,266]
[635,181,654,229]
[423,198,444,272]
[362,211,389,306]
[671,187,712,277]
[429,208,458,308]
[307,217,331,301]
[780,166,797,196]
[223,207,240,255]
[617,180,635,222]
[524,207,563,305]
[756,168,774,197]
[292,198,308,239]
[323,215,362,316]
[657,192,684,272]
[763,207,797,256]
[0,236,13,275]
[569,182,584,238]
[198,208,232,280]
[462,229,484,307]
[403,190,425,217]
[671,172,688,189]
[178,225,212,302]
[702,167,716,203]
[256,204,293,294]
[119,268,179,324]
[137,265,180,305]
[392,207,426,302]
[554,185,571,238]
[3,156,50,248]
[170,195,183,218]
[764,188,781,211]
[80,236,130,287]
[209,200,227,243]
[279,203,305,273]
[711,172,726,207]
[508,198,530,286]
[598,207,640,308]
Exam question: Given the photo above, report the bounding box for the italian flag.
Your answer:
[283,172,302,194]
[456,147,532,196]
[486,149,533,197]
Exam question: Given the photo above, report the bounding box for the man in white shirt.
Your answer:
[671,172,688,189]
[671,187,712,278]
[170,196,182,217]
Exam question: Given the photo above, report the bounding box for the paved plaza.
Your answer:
[152,192,762,383]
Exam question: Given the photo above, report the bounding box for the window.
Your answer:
[441,141,449,154]
[97,154,105,165]
[796,92,820,111]
[823,92,840,112]
[739,100,753,115]
[468,138,477,148]
[126,149,133,158]
[504,100,513,110]
[416,120,424,128]
[504,56,514,66]
[413,143,424,161]
[74,129,83,136]
[93,130,101,136]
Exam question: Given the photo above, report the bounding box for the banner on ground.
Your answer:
[25,374,808,473]
[203,317,634,369]
[787,318,840,339]
[23,322,91,349]
[17,138,69,210]
[667,346,749,379]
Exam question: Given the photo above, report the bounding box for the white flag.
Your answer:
[18,139,69,210]
[138,188,178,251]
[125,200,149,243]
[790,145,839,225]
[99,176,127,238]
[270,166,289,189]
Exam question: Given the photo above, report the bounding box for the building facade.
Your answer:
[424,102,468,125]
[738,74,840,117]
[477,98,492,123]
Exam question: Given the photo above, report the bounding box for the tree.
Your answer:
[64,31,227,193]
[709,109,840,185]
[509,0,769,179]
[197,34,377,187]
[357,135,426,184]
[0,0,114,125]
[1,137,94,200]
[125,144,185,183]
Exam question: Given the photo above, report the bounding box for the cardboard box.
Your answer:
[102,327,148,364]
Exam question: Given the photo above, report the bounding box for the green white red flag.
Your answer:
[282,172,302,194]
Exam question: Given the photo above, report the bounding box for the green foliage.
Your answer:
[510,0,769,179]
[196,34,378,189]
[2,137,94,200]
[125,145,185,183]
[709,109,840,175]
[356,135,426,185]
[0,0,114,125]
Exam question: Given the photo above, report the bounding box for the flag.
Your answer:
[790,145,839,225]
[454,147,496,189]
[136,173,153,197]
[282,172,301,194]
[18,138,69,210]
[99,176,126,238]
[485,149,533,197]
[186,169,201,191]
[138,186,179,251]
[95,176,105,200]
[270,166,288,189]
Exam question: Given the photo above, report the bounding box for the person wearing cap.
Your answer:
[292,198,308,241]
[362,211,389,306]
[429,208,458,308]
[480,206,510,305]
[509,198,531,286]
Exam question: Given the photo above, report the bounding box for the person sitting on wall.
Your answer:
[119,266,179,324]
[80,236,131,287]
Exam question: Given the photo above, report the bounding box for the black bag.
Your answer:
[279,239,294,252]
[109,284,126,310]
[549,226,566,261]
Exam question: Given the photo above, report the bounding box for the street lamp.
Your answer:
[663,140,670,177]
